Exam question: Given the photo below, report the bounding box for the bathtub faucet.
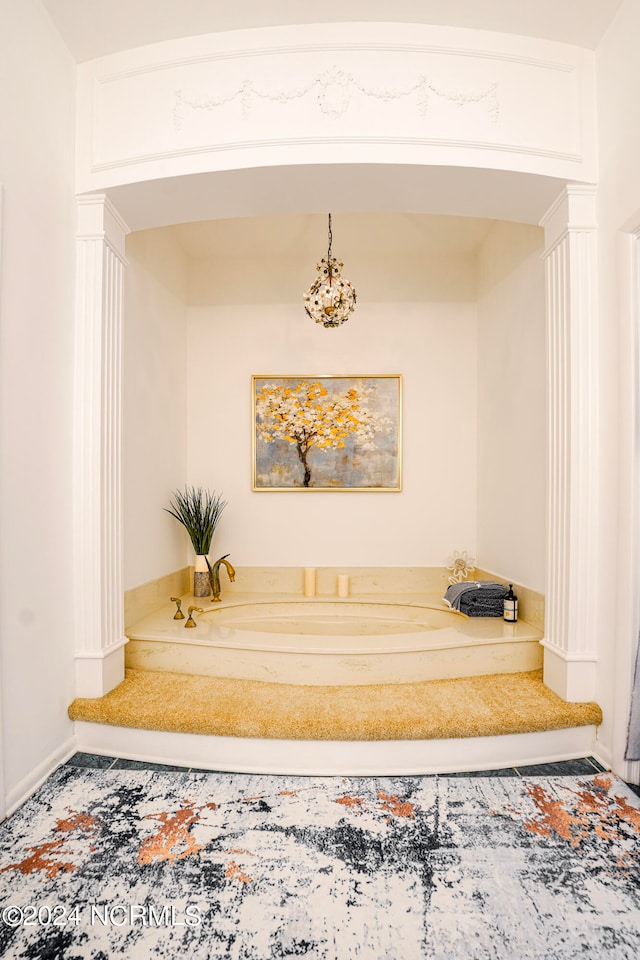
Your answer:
[206,554,235,602]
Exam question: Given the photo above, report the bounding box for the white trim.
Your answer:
[614,225,640,785]
[88,137,583,176]
[543,645,597,703]
[539,183,598,231]
[592,740,613,774]
[75,643,127,700]
[97,42,579,86]
[539,640,598,662]
[0,184,5,822]
[76,193,130,258]
[75,636,128,659]
[4,736,77,820]
[74,722,599,776]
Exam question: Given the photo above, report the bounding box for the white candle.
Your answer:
[337,574,349,598]
[304,567,316,597]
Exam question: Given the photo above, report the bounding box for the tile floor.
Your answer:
[62,752,640,797]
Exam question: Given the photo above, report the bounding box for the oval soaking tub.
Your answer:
[202,600,459,638]
[125,598,543,686]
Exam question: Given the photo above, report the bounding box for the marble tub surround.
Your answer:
[185,565,456,598]
[474,569,545,633]
[125,589,543,686]
[124,567,190,629]
[125,566,544,634]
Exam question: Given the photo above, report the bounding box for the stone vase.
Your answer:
[193,554,211,597]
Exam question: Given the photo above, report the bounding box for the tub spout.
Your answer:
[206,554,235,602]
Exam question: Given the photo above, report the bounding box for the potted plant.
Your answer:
[165,486,227,596]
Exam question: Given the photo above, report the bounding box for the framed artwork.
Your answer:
[252,375,402,491]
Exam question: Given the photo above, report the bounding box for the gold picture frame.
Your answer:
[252,375,402,491]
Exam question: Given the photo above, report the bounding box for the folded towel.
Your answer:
[444,581,507,614]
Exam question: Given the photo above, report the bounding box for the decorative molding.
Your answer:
[78,26,592,190]
[540,640,598,663]
[174,67,499,128]
[97,41,578,86]
[76,195,130,259]
[89,136,582,175]
[74,195,130,698]
[540,184,598,253]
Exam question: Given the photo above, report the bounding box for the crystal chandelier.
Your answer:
[303,214,356,328]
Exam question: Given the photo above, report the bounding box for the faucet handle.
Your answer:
[185,605,204,628]
[170,597,185,620]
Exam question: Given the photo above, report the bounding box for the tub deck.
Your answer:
[125,592,543,686]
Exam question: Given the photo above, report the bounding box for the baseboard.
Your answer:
[592,737,613,774]
[74,722,598,776]
[4,735,77,819]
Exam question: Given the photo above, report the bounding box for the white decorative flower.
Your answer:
[447,550,476,585]
[317,68,353,119]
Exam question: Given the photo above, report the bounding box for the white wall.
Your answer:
[476,222,546,592]
[185,241,478,567]
[124,229,189,588]
[0,0,76,803]
[595,0,640,773]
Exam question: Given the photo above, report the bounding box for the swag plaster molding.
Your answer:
[173,66,500,128]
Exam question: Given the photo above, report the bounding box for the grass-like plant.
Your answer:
[164,486,227,555]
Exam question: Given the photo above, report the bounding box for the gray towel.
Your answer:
[444,581,507,613]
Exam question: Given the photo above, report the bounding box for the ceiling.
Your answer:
[41,0,623,62]
[171,213,498,261]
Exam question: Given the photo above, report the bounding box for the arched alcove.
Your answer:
[71,21,601,771]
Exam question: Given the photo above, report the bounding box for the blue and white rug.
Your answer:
[0,767,639,958]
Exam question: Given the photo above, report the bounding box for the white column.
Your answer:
[540,185,598,702]
[74,195,129,697]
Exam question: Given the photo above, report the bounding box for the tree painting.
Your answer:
[253,377,401,490]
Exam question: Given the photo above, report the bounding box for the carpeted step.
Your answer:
[68,668,602,741]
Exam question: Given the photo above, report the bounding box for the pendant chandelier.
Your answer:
[304,214,356,328]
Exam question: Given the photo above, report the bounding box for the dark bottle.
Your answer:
[504,584,518,622]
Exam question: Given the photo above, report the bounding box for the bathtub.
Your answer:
[202,600,459,639]
[125,597,543,686]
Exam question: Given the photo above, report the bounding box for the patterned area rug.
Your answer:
[0,767,639,958]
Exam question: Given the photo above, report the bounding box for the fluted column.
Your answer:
[540,186,598,701]
[74,195,129,697]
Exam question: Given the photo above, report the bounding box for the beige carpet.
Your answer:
[68,668,602,741]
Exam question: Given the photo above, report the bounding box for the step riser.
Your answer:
[126,637,543,685]
[73,721,599,776]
